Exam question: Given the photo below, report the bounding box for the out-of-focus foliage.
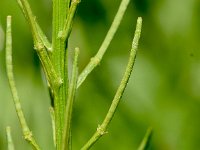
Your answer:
[0,0,200,149]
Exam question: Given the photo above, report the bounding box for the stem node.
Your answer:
[97,125,108,136]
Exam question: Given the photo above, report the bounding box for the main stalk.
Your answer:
[52,0,69,149]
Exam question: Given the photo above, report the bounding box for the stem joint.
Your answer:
[97,125,108,136]
[24,131,33,141]
[91,57,100,66]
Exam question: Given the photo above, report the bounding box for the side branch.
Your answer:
[77,0,130,88]
[6,16,40,150]
[81,17,142,150]
[61,0,81,42]
[62,48,79,150]
[16,0,61,90]
[138,127,153,150]
[16,0,52,51]
[6,126,15,150]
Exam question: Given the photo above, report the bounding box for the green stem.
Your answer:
[36,23,52,52]
[77,0,130,88]
[81,17,142,150]
[6,16,40,150]
[49,107,56,147]
[16,0,52,52]
[138,127,153,150]
[62,48,79,150]
[6,126,15,150]
[52,0,68,149]
[61,0,81,42]
[66,0,71,14]
[16,0,61,91]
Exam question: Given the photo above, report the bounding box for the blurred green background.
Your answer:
[1,0,200,149]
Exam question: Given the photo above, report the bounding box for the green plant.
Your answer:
[4,0,152,149]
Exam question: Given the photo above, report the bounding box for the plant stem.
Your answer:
[16,0,52,52]
[49,107,56,147]
[77,0,130,88]
[16,0,61,91]
[36,23,52,52]
[6,16,40,150]
[52,0,68,148]
[81,17,142,150]
[62,48,79,150]
[138,127,153,150]
[6,126,15,150]
[61,0,81,42]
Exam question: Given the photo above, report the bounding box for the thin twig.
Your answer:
[16,0,52,52]
[138,127,153,150]
[6,16,40,150]
[6,126,15,150]
[16,0,61,91]
[36,23,52,52]
[49,107,56,147]
[62,48,79,150]
[61,0,81,42]
[81,17,142,150]
[77,0,130,88]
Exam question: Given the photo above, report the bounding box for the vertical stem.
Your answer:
[6,16,40,150]
[49,107,56,147]
[52,0,68,149]
[62,48,79,150]
[6,127,15,150]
